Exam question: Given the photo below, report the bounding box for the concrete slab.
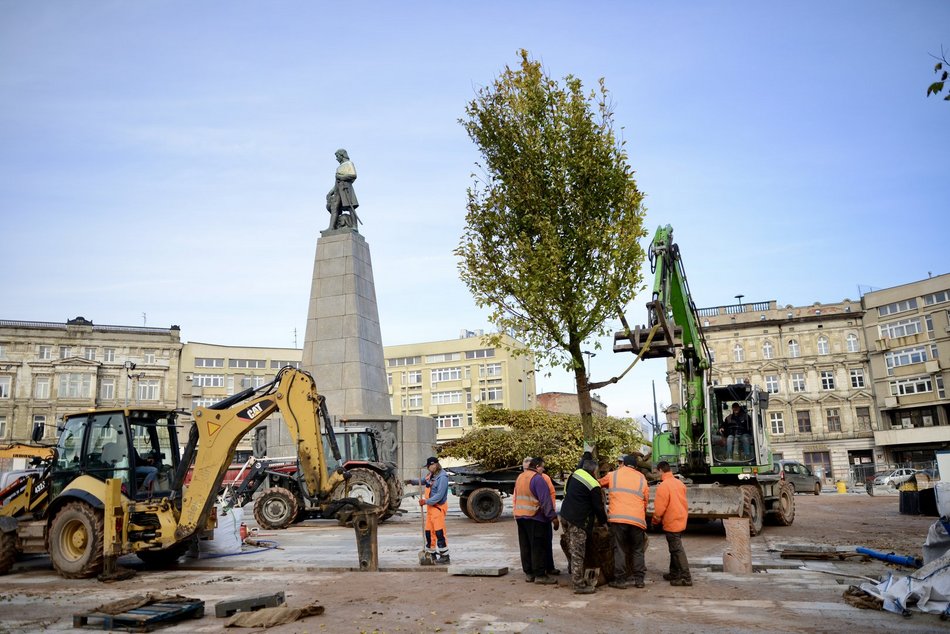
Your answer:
[448,565,509,576]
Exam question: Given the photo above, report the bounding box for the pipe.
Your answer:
[855,547,922,568]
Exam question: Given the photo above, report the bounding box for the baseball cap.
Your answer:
[425,456,440,467]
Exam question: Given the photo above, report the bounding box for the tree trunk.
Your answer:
[570,343,596,459]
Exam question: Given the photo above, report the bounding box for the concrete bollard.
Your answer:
[353,510,379,572]
[723,517,753,574]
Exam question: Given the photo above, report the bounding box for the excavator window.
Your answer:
[129,418,176,497]
[85,413,132,494]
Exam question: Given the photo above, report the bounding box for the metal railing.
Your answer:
[695,301,773,318]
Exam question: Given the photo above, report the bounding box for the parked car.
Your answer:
[872,468,918,488]
[768,460,821,495]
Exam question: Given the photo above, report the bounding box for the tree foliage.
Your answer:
[927,47,950,101]
[456,50,648,449]
[438,405,645,476]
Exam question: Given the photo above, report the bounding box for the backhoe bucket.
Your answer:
[648,484,745,521]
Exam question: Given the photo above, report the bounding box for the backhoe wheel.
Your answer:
[381,476,404,522]
[253,487,300,530]
[740,485,765,536]
[332,468,390,519]
[0,530,17,575]
[459,495,473,519]
[136,541,192,569]
[466,487,503,523]
[48,502,104,579]
[770,482,795,527]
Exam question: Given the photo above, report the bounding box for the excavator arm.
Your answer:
[174,367,345,540]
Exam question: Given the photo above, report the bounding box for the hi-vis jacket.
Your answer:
[598,465,649,529]
[652,471,688,533]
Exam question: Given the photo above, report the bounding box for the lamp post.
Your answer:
[735,294,745,309]
[582,351,596,379]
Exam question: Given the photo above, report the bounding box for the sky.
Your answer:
[1,1,948,426]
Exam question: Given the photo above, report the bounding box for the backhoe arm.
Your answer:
[175,368,344,541]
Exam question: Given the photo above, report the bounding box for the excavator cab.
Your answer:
[708,384,771,470]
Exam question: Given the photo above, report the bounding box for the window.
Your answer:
[35,376,50,399]
[797,411,812,433]
[228,358,265,369]
[405,393,423,409]
[0,344,4,359]
[938,375,946,399]
[269,360,300,369]
[437,414,462,428]
[465,349,495,359]
[196,357,225,368]
[849,368,865,388]
[141,349,155,364]
[0,376,10,399]
[192,396,220,408]
[193,374,224,387]
[803,451,832,480]
[926,315,935,336]
[788,339,800,358]
[480,385,504,401]
[480,363,503,377]
[846,333,859,353]
[820,370,835,390]
[791,372,806,392]
[33,415,49,439]
[388,356,421,367]
[84,347,96,361]
[762,341,774,359]
[137,379,160,401]
[878,298,917,316]
[405,370,422,385]
[879,317,922,339]
[855,406,871,430]
[769,412,785,435]
[59,373,92,398]
[924,290,950,305]
[241,376,268,389]
[826,408,841,432]
[426,352,460,363]
[817,336,829,355]
[99,378,115,400]
[765,375,779,394]
[708,349,716,363]
[431,390,463,405]
[733,344,744,362]
[0,415,6,438]
[431,367,462,383]
[885,346,929,372]
[60,346,71,359]
[890,376,933,396]
[104,348,115,363]
[38,345,51,360]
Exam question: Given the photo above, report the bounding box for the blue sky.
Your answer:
[1,1,948,422]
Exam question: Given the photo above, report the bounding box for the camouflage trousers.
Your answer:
[560,518,588,587]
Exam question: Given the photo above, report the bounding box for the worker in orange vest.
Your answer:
[598,454,649,589]
[513,457,558,584]
[418,456,450,564]
[522,456,561,577]
[652,460,691,586]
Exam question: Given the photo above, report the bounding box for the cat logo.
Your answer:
[239,400,273,421]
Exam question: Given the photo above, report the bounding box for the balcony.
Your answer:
[874,425,950,446]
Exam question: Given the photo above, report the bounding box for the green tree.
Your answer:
[927,47,950,101]
[457,50,647,454]
[439,406,645,476]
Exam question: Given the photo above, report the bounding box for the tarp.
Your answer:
[860,553,950,616]
[225,602,325,628]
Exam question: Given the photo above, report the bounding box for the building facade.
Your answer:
[0,317,182,446]
[536,391,608,417]
[861,273,950,466]
[384,331,536,441]
[669,299,876,484]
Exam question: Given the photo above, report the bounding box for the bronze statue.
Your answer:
[326,148,360,231]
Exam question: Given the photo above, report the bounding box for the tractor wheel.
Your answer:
[466,487,503,523]
[0,530,17,575]
[332,468,390,519]
[136,541,192,569]
[48,502,104,579]
[770,482,796,527]
[381,476,404,522]
[459,495,473,519]
[740,485,765,536]
[253,487,300,530]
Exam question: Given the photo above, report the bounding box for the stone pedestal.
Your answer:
[301,229,390,416]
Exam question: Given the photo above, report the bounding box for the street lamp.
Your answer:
[582,351,596,379]
[735,294,745,308]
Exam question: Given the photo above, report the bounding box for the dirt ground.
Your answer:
[0,493,944,634]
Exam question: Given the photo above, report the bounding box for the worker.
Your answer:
[418,456,450,564]
[652,461,691,586]
[522,457,561,577]
[598,454,649,589]
[514,457,558,584]
[558,457,608,594]
[720,402,752,460]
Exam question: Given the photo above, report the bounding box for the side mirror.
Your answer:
[31,423,44,443]
[759,393,769,410]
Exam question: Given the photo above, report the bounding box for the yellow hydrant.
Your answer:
[836,481,847,494]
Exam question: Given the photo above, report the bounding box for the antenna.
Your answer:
[293,328,298,348]
[142,312,147,326]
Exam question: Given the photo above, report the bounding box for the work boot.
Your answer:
[524,575,535,583]
[573,583,596,595]
[608,579,631,589]
[547,568,561,576]
[662,572,674,581]
[436,554,451,565]
[633,579,646,589]
[670,578,693,587]
[534,575,557,585]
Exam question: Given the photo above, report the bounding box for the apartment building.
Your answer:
[384,330,536,441]
[669,299,876,483]
[862,273,950,466]
[0,316,182,445]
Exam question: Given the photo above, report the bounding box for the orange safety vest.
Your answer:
[653,471,688,533]
[599,466,648,529]
[513,470,541,518]
[541,472,556,502]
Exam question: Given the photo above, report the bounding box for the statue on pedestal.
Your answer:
[326,148,360,231]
